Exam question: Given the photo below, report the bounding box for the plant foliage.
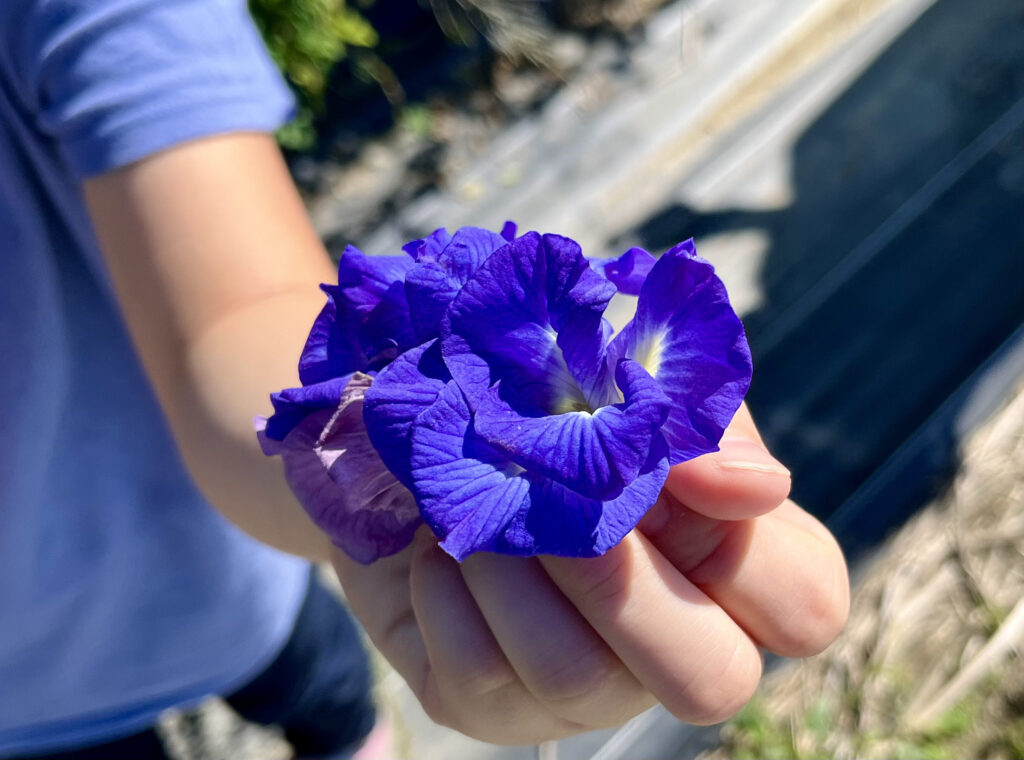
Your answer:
[249,0,378,150]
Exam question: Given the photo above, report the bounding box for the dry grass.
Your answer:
[701,385,1024,760]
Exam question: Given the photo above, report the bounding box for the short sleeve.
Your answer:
[11,0,294,179]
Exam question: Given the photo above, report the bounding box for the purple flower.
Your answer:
[590,246,656,295]
[265,226,512,443]
[363,233,751,561]
[256,374,421,564]
[259,224,749,563]
[259,225,512,562]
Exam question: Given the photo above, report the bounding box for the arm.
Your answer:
[85,131,848,742]
[84,132,335,561]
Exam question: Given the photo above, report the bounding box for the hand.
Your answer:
[331,403,849,744]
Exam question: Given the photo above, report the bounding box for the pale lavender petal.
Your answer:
[265,373,355,441]
[608,239,751,464]
[257,373,421,563]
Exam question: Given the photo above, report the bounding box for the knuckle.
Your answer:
[565,548,633,615]
[779,538,850,656]
[670,640,762,726]
[531,648,623,706]
[538,662,652,728]
[455,655,522,701]
[416,668,456,729]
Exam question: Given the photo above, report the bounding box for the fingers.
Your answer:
[330,544,428,688]
[407,530,580,743]
[541,531,763,725]
[460,552,656,728]
[665,403,792,521]
[642,496,850,657]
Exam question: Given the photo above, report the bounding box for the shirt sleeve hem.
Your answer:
[64,92,295,180]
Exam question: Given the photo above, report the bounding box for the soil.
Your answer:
[702,385,1024,760]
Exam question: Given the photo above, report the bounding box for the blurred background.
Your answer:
[197,0,1024,757]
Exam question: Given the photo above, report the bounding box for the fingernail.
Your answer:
[717,435,791,476]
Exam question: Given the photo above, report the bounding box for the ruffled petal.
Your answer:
[335,246,414,317]
[411,382,530,559]
[298,247,414,384]
[335,246,416,359]
[608,239,752,464]
[410,381,670,560]
[257,373,421,563]
[522,434,669,558]
[442,232,617,417]
[543,234,620,407]
[591,246,657,295]
[265,373,355,441]
[405,227,509,343]
[402,227,452,261]
[471,359,669,500]
[298,295,367,386]
[362,339,451,488]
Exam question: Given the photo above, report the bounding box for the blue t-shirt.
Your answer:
[0,1,312,754]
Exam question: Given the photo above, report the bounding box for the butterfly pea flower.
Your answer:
[258,225,512,562]
[590,245,656,295]
[255,373,421,564]
[362,232,752,561]
[259,224,750,563]
[264,225,513,442]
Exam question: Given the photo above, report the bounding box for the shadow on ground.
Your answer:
[616,0,1024,557]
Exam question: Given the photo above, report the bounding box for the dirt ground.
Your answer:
[701,385,1024,760]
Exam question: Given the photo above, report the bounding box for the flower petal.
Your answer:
[411,382,530,559]
[471,359,670,500]
[608,239,752,464]
[402,227,452,261]
[265,373,355,441]
[522,435,669,558]
[362,339,451,488]
[335,246,416,358]
[300,247,415,384]
[257,373,421,563]
[591,246,657,295]
[298,295,367,386]
[442,231,617,417]
[500,220,518,241]
[334,246,414,318]
[405,227,509,343]
[410,381,670,560]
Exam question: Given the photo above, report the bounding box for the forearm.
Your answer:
[175,289,334,561]
[84,133,336,561]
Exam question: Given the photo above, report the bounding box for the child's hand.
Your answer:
[332,403,848,744]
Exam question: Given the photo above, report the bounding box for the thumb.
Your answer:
[660,403,791,521]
